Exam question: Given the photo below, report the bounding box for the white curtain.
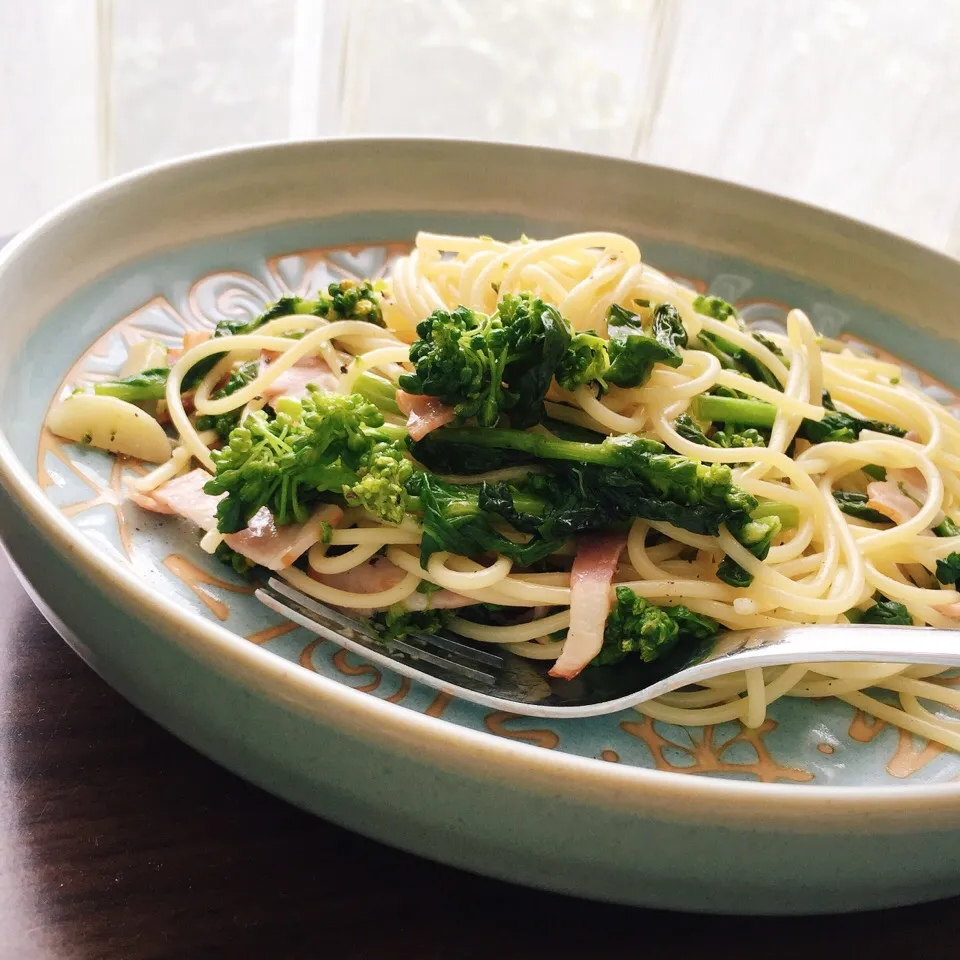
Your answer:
[5,0,960,254]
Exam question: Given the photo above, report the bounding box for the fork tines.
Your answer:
[256,578,504,687]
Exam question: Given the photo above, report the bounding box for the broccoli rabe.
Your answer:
[555,330,610,392]
[344,442,414,525]
[713,426,766,449]
[422,427,758,536]
[595,587,720,665]
[399,293,570,428]
[194,360,262,440]
[94,367,169,403]
[832,491,891,525]
[935,517,960,538]
[846,597,913,625]
[214,541,257,577]
[372,605,455,642]
[690,391,905,445]
[716,514,781,588]
[935,552,960,588]
[410,472,563,567]
[205,388,399,533]
[693,295,738,323]
[557,303,687,392]
[697,331,782,391]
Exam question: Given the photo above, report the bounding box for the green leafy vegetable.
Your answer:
[716,514,781,588]
[94,368,169,403]
[605,303,684,387]
[690,392,905,445]
[692,295,737,322]
[372,605,455,642]
[690,394,777,429]
[194,360,262,439]
[214,541,256,577]
[424,427,758,537]
[935,552,960,587]
[832,491,891,525]
[556,303,687,392]
[409,472,562,567]
[935,516,960,538]
[847,598,913,625]
[555,330,610,392]
[596,587,720,665]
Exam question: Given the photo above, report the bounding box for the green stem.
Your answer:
[690,394,778,428]
[751,500,799,529]
[355,372,401,415]
[429,426,612,465]
[94,378,168,402]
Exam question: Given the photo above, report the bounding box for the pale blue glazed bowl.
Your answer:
[2,139,960,914]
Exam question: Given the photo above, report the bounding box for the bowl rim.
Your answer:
[4,135,960,825]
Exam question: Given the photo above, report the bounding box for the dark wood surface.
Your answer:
[3,552,960,959]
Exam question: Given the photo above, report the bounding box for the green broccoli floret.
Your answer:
[717,514,781,588]
[344,442,414,525]
[556,330,610,392]
[248,282,384,327]
[205,388,396,533]
[372,604,455,642]
[595,587,720,665]
[315,279,385,325]
[399,293,571,428]
[214,541,256,577]
[713,426,765,448]
[693,295,738,322]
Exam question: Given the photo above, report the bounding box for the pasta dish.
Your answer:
[45,231,960,750]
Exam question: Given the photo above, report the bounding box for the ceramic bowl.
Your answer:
[3,139,960,914]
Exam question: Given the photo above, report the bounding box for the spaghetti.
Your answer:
[47,231,960,751]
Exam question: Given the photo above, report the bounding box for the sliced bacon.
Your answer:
[125,485,177,515]
[396,389,456,441]
[226,503,343,571]
[310,555,406,594]
[168,329,212,365]
[866,481,921,526]
[548,533,627,681]
[139,467,341,570]
[149,468,221,531]
[403,588,479,611]
[262,354,339,401]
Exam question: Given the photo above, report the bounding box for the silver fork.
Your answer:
[256,577,960,719]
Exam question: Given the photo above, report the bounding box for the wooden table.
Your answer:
[2,552,959,959]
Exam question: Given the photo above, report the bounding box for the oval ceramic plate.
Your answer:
[4,140,960,914]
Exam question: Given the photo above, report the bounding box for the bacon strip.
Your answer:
[226,503,343,571]
[396,389,456,441]
[548,533,627,681]
[262,354,339,401]
[866,481,921,526]
[140,468,340,570]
